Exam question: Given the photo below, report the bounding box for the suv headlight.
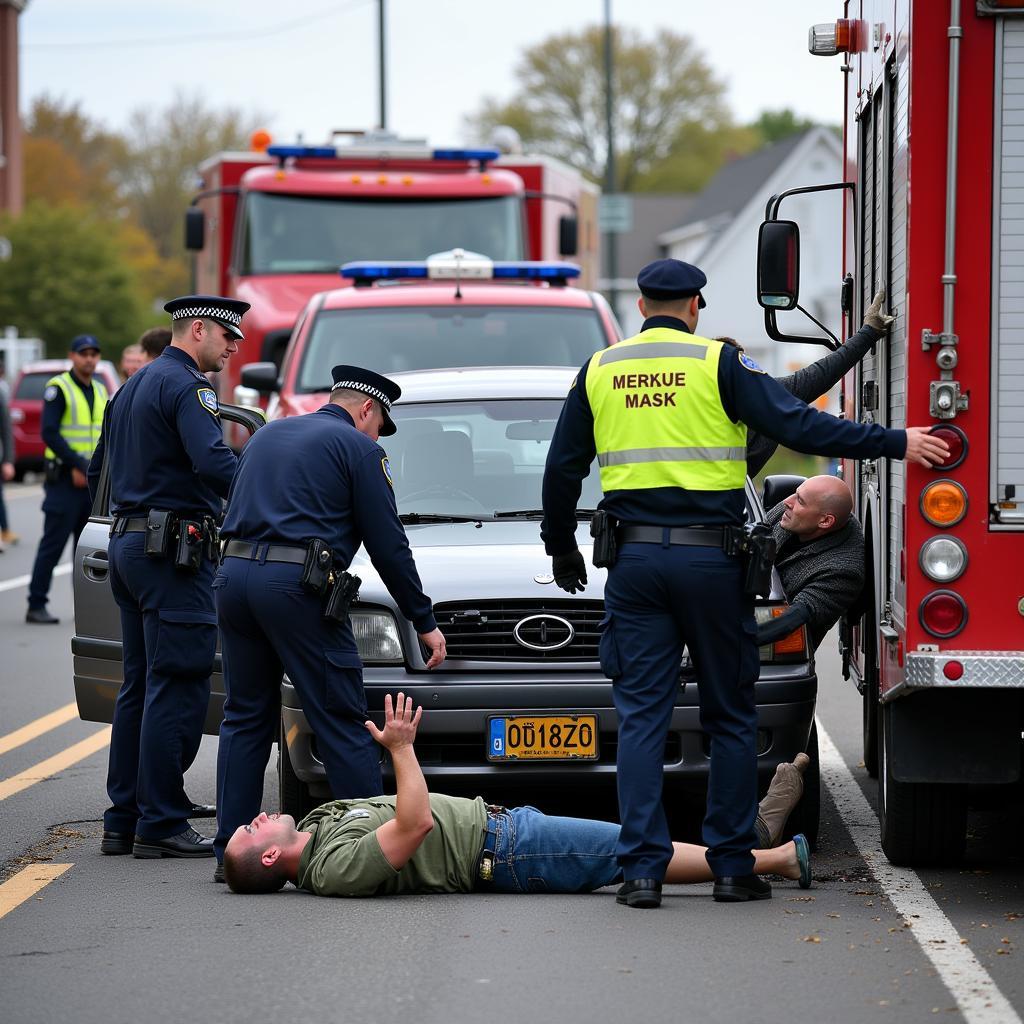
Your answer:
[350,608,404,664]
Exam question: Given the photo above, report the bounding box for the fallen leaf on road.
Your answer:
[802,935,822,943]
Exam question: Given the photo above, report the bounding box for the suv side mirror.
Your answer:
[559,215,578,256]
[761,474,806,512]
[757,220,800,311]
[240,362,280,394]
[185,207,205,251]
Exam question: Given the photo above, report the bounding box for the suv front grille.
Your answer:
[433,599,603,662]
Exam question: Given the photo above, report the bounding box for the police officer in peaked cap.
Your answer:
[211,363,445,882]
[88,294,250,859]
[541,258,949,909]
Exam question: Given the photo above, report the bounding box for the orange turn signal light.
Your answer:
[920,479,968,528]
[767,607,807,655]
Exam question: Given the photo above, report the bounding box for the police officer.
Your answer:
[88,295,249,859]
[212,364,445,881]
[26,335,108,623]
[541,259,949,909]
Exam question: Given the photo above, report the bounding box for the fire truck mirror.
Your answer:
[185,207,206,252]
[757,220,801,312]
[558,215,578,256]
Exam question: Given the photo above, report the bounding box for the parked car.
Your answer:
[233,253,620,426]
[73,369,820,843]
[9,359,120,480]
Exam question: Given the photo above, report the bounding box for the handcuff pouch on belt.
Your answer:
[590,509,619,569]
[724,522,776,598]
[138,509,219,573]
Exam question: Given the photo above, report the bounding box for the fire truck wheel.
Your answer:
[279,715,317,821]
[877,703,967,866]
[783,722,820,850]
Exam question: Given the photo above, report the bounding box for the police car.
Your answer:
[233,251,621,416]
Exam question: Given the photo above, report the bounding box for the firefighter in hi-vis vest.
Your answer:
[540,258,949,910]
[26,335,108,624]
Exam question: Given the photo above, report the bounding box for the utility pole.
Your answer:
[0,0,28,216]
[378,0,388,131]
[603,0,618,320]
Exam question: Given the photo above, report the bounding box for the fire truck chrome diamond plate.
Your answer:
[898,653,1024,694]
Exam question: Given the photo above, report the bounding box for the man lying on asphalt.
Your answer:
[223,693,812,903]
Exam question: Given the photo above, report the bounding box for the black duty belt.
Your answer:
[222,539,308,565]
[113,516,149,534]
[618,526,725,548]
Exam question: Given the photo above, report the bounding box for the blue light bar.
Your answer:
[266,145,337,159]
[492,262,581,280]
[432,148,501,163]
[341,262,429,280]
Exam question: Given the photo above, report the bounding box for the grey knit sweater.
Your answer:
[758,501,865,651]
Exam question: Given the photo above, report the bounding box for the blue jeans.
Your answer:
[485,807,624,893]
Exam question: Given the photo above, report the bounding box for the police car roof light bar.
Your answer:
[341,259,582,285]
[265,144,501,168]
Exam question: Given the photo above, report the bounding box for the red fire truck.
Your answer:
[186,130,599,406]
[755,1,1024,866]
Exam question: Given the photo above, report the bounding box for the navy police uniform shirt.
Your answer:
[87,346,236,515]
[541,315,908,556]
[220,403,436,634]
[42,371,95,474]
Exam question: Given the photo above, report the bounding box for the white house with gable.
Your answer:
[615,127,844,386]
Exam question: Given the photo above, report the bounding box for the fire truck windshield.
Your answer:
[295,306,607,392]
[240,192,524,272]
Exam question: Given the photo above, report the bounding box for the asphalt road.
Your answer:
[0,479,1021,1024]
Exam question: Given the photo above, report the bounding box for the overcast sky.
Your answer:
[20,1,842,150]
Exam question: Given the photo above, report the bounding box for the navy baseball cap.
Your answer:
[163,294,251,340]
[330,364,402,436]
[637,258,707,308]
[70,334,101,354]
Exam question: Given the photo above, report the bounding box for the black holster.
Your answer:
[324,571,361,623]
[734,522,776,598]
[175,518,205,574]
[300,538,333,597]
[590,509,619,569]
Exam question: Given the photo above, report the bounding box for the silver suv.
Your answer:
[73,373,820,841]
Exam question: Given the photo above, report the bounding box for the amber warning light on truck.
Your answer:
[808,19,853,56]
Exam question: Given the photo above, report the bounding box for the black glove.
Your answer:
[552,550,588,594]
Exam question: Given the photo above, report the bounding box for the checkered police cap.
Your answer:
[163,294,251,340]
[330,379,392,410]
[329,364,402,436]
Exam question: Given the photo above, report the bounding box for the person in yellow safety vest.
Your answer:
[26,335,108,624]
[540,258,950,909]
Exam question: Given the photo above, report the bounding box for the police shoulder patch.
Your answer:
[381,456,393,488]
[738,352,767,374]
[43,385,59,402]
[196,387,219,416]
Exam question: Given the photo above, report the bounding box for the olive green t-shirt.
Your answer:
[294,794,489,897]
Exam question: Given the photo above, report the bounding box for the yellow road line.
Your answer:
[0,863,73,921]
[0,702,80,757]
[0,726,111,802]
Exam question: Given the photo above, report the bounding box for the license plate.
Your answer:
[487,714,599,761]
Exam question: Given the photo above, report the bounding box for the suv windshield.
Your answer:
[241,193,524,273]
[297,306,607,391]
[388,398,603,517]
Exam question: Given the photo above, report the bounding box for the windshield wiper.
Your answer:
[400,512,492,524]
[492,509,597,519]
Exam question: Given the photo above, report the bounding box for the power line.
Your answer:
[23,0,373,50]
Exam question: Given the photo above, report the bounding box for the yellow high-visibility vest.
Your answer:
[585,328,746,493]
[43,372,108,461]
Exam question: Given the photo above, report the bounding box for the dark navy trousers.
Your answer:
[601,540,760,881]
[104,532,217,839]
[27,480,91,609]
[213,554,383,862]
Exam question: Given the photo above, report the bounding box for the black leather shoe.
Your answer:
[26,607,59,624]
[616,878,662,909]
[186,800,216,818]
[133,826,214,859]
[100,830,133,855]
[214,862,225,884]
[713,874,772,902]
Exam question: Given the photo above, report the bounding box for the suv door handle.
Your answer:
[82,552,109,579]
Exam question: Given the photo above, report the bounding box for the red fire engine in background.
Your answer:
[756,1,1024,866]
[185,129,599,407]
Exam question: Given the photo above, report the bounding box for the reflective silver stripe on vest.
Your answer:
[599,341,708,364]
[597,446,747,467]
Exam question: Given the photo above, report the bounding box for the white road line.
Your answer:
[5,485,44,500]
[0,562,71,594]
[817,718,1020,1024]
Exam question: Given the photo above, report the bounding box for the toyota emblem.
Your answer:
[513,614,575,652]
